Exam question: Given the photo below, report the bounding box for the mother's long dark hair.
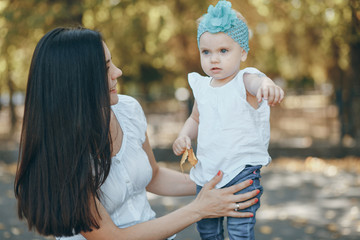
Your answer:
[14,27,112,236]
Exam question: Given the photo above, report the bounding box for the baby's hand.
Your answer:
[256,77,285,106]
[173,136,191,156]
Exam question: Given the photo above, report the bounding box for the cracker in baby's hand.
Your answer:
[180,148,198,172]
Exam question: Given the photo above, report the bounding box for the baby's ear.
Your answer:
[241,49,248,62]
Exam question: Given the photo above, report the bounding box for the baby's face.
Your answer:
[199,32,247,84]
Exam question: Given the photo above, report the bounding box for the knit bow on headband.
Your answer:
[197,0,250,53]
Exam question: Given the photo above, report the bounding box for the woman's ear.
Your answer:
[241,49,248,62]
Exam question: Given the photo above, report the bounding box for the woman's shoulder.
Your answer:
[113,94,147,141]
[113,94,142,111]
[112,94,145,118]
[116,94,139,105]
[113,94,145,117]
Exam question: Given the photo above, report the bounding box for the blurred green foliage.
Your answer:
[0,0,359,141]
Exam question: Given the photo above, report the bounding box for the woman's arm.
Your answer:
[81,123,259,239]
[82,172,258,240]
[82,133,259,239]
[145,132,196,196]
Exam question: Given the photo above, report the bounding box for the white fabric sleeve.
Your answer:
[237,67,266,100]
[134,100,147,143]
[188,72,202,100]
[241,67,269,106]
[242,67,265,76]
[126,96,147,144]
[188,72,200,88]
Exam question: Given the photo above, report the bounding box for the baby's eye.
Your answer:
[202,50,209,55]
[220,49,228,53]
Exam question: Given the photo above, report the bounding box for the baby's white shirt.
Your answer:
[189,67,271,188]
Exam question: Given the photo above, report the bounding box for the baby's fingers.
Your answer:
[279,88,285,102]
[173,146,184,156]
[270,87,285,106]
[256,88,269,103]
[173,136,192,156]
[270,88,280,105]
[173,140,186,156]
[266,87,275,104]
[184,137,192,150]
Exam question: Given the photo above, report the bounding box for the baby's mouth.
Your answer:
[211,67,221,71]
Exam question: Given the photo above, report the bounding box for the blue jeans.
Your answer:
[196,165,263,240]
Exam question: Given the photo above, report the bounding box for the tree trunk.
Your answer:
[349,0,360,145]
[7,73,17,135]
[0,88,2,112]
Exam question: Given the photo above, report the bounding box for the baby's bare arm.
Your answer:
[172,101,199,156]
[243,73,285,106]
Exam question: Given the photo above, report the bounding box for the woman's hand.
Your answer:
[190,171,259,219]
[82,170,258,240]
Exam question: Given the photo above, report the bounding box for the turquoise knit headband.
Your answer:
[197,0,250,53]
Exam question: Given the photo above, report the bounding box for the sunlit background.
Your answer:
[0,0,359,239]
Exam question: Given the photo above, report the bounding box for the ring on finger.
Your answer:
[234,203,240,211]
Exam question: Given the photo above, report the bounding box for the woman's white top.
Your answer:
[189,68,271,188]
[56,95,156,240]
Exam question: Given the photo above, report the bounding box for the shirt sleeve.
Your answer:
[242,67,265,76]
[119,95,147,144]
[240,67,270,107]
[237,67,266,100]
[188,72,202,100]
[132,99,147,144]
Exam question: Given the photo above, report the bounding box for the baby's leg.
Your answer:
[225,165,263,240]
[196,185,225,240]
[196,217,225,240]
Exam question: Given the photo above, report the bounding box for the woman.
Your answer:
[14,27,259,239]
